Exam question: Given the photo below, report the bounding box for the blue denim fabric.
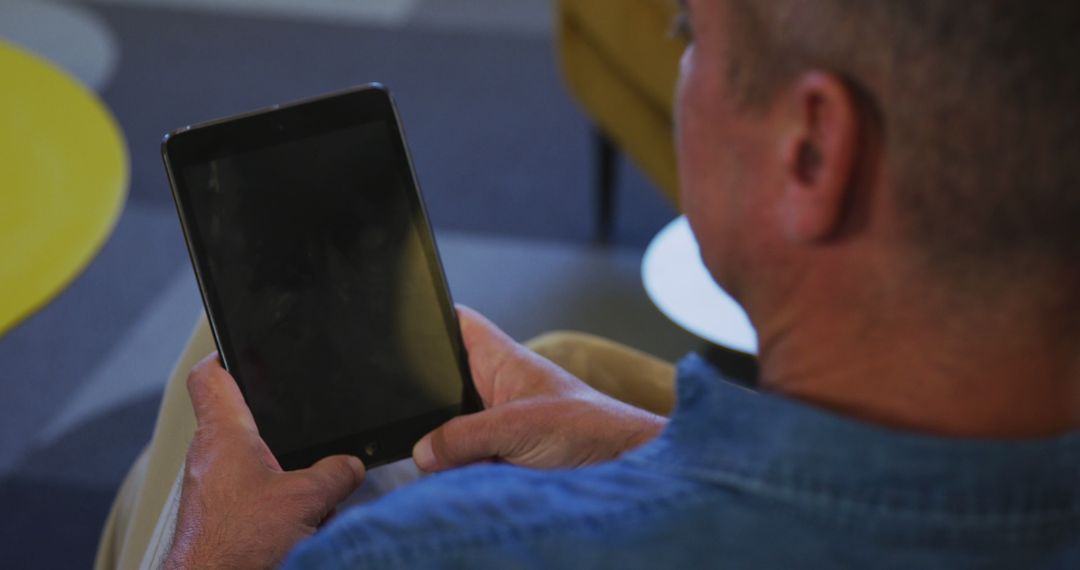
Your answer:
[283,354,1080,569]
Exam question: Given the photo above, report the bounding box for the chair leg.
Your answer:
[594,129,618,242]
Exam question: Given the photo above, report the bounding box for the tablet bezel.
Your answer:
[162,84,481,470]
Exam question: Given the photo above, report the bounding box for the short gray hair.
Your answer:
[723,0,1080,275]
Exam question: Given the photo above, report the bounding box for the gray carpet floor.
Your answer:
[0,2,686,567]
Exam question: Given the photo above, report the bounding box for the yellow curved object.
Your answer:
[0,41,128,335]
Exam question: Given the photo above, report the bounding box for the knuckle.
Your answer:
[300,470,334,494]
[182,443,214,486]
[435,415,490,464]
[429,425,455,463]
[316,459,355,490]
[186,426,220,463]
[185,367,206,394]
[284,473,339,512]
[192,423,219,445]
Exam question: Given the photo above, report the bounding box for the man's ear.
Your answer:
[779,71,860,243]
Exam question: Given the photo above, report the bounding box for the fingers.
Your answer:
[455,305,520,401]
[186,353,258,434]
[413,408,515,472]
[295,455,365,518]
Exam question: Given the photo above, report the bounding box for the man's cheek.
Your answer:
[676,104,707,206]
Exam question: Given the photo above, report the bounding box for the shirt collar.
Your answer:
[628,353,1080,516]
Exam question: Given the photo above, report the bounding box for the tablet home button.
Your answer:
[363,442,378,457]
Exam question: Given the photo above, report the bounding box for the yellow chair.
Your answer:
[0,41,128,335]
[555,0,686,239]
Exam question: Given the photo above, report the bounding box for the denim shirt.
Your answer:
[283,354,1080,569]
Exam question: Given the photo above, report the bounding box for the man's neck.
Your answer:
[751,274,1080,439]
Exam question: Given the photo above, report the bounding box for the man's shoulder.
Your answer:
[283,460,706,569]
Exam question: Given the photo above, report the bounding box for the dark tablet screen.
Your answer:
[176,116,466,461]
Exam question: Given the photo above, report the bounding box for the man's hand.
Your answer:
[164,355,365,570]
[412,306,667,472]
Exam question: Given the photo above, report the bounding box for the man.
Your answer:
[100,0,1080,567]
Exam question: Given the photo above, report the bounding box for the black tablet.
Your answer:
[162,84,480,470]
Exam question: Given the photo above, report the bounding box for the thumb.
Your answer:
[455,305,520,402]
[412,408,518,472]
[292,455,366,520]
[186,353,259,435]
